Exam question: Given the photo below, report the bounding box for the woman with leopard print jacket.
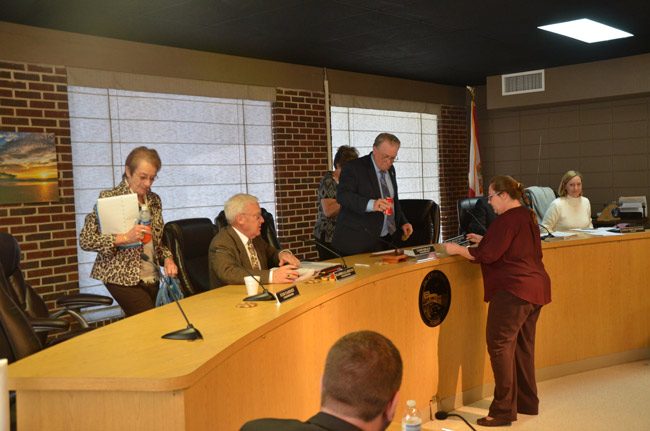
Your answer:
[79,146,178,317]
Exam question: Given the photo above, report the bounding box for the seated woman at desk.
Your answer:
[542,170,593,232]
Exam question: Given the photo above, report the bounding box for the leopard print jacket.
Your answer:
[79,180,172,286]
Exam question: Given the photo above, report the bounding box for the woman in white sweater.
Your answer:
[542,170,593,232]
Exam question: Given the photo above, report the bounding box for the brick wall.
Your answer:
[272,88,327,260]
[0,60,79,309]
[438,105,470,239]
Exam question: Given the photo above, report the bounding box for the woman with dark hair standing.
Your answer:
[445,175,551,427]
[80,146,177,317]
[313,145,359,259]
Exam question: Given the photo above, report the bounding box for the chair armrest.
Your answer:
[29,316,70,333]
[56,293,114,310]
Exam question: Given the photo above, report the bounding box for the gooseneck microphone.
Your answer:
[240,265,277,302]
[312,237,349,269]
[435,411,477,431]
[141,254,203,341]
[538,223,555,240]
[360,224,403,255]
[465,207,488,235]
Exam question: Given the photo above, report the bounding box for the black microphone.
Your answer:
[538,223,555,240]
[360,224,403,255]
[435,411,477,431]
[141,253,203,341]
[465,207,488,235]
[239,265,277,302]
[312,237,349,268]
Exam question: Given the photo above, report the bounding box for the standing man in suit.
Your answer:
[209,193,299,288]
[332,133,413,256]
[241,330,403,431]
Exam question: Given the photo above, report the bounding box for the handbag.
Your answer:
[155,276,184,306]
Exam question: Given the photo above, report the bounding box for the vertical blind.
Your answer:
[68,86,274,320]
[330,106,440,203]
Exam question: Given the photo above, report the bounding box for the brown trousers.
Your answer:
[106,281,159,317]
[486,290,542,421]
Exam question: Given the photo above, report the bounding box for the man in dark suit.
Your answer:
[331,133,413,256]
[241,330,403,431]
[209,193,299,288]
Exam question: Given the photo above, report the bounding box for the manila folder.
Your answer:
[96,193,139,235]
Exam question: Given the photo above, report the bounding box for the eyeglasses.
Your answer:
[136,173,158,183]
[242,212,263,220]
[376,151,398,162]
[487,192,502,201]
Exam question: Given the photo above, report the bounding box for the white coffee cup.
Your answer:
[244,275,261,296]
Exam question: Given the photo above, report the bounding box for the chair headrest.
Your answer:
[0,233,20,278]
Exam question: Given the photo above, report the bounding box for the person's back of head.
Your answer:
[321,330,403,422]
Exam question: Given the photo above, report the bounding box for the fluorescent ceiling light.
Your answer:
[538,18,633,43]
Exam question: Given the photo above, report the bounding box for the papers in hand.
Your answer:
[96,194,140,246]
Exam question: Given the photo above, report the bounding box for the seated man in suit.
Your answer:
[332,132,413,256]
[241,330,403,431]
[209,193,299,288]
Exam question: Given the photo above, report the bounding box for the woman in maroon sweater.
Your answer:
[445,176,551,427]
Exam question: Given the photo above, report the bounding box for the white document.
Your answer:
[551,231,577,237]
[96,193,139,235]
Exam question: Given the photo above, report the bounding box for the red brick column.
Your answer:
[438,105,470,240]
[272,88,328,260]
[0,60,78,308]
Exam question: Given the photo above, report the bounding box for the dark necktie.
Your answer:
[380,171,396,234]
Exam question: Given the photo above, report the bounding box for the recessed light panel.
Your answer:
[538,18,633,43]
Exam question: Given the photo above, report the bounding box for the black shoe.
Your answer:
[477,416,512,427]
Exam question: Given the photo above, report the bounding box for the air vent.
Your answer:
[502,70,545,95]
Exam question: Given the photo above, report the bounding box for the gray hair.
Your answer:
[224,193,259,224]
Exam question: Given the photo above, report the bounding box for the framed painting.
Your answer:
[0,132,59,205]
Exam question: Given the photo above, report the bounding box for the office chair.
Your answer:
[215,208,282,250]
[396,199,441,247]
[524,186,556,224]
[0,233,113,345]
[457,197,481,235]
[163,218,219,296]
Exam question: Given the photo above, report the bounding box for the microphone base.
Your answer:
[243,291,276,301]
[162,324,203,341]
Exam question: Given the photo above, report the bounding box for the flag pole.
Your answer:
[466,86,483,197]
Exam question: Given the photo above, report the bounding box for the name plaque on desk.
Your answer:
[275,285,300,303]
[334,266,356,280]
[406,245,436,256]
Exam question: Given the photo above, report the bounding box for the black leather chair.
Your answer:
[457,197,481,235]
[0,233,113,345]
[215,207,282,250]
[396,199,441,247]
[163,218,219,296]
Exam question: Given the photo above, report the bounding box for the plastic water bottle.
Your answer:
[139,204,152,244]
[401,399,422,431]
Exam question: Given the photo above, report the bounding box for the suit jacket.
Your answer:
[78,180,172,286]
[241,412,362,431]
[209,225,281,288]
[331,153,408,256]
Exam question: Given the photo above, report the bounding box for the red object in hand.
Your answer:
[142,231,152,244]
[385,197,393,215]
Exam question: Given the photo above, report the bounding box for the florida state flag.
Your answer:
[467,87,483,196]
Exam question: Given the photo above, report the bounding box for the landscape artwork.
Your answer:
[0,132,59,204]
